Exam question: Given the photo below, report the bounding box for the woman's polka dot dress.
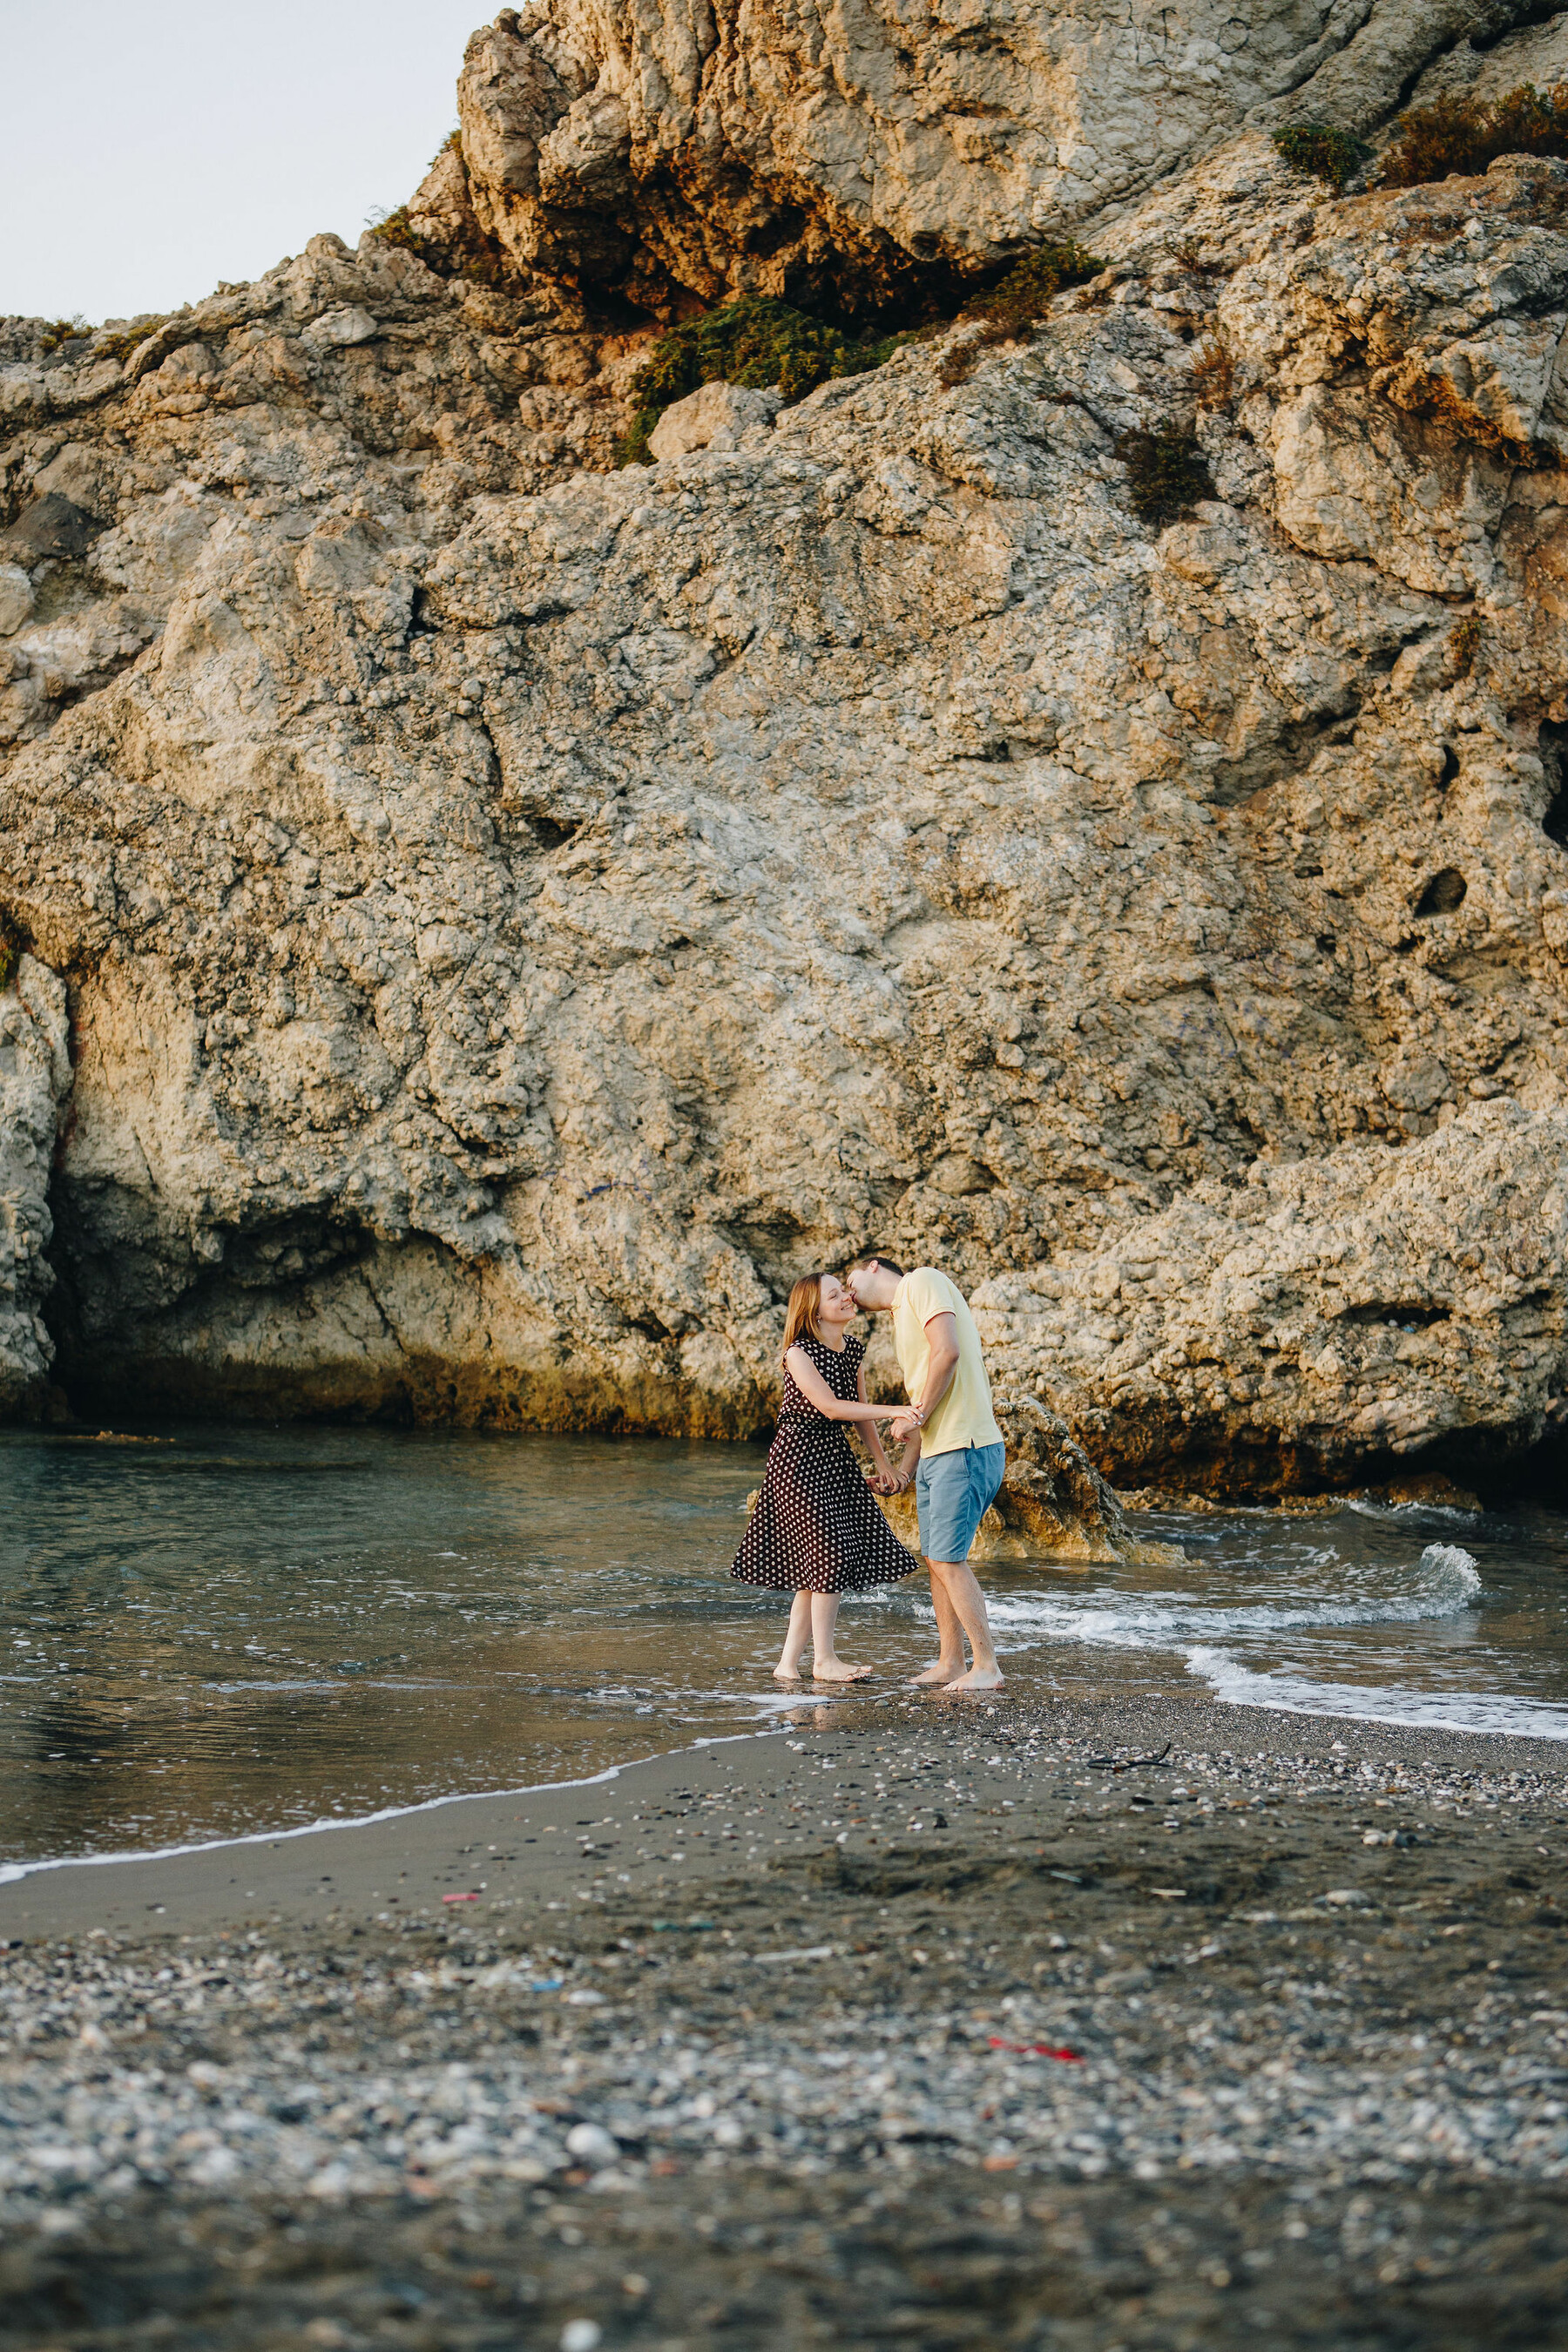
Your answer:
[732,1332,923,1592]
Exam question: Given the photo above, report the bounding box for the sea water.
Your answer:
[3,1423,1566,1870]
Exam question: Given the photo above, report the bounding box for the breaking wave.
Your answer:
[976,1539,1560,1737]
[1183,1647,1568,1741]
[983,1543,1481,1649]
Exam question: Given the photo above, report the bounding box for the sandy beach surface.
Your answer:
[3,1675,1565,2349]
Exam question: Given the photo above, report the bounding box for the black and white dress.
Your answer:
[732,1333,923,1593]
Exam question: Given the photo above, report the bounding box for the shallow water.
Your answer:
[3,1424,1566,1869]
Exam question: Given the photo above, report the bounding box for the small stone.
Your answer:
[648,380,780,460]
[560,2324,602,2352]
[304,306,378,347]
[564,2122,618,2166]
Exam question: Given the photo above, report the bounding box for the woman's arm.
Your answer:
[856,1359,902,1490]
[785,1346,904,1426]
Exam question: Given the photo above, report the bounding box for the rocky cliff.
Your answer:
[8,3,1568,1492]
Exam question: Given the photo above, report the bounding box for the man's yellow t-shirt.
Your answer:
[891,1267,1004,1458]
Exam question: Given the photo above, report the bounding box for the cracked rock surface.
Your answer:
[8,10,1568,1487]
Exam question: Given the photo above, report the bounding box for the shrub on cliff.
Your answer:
[368,132,510,289]
[1116,429,1213,526]
[1381,83,1568,187]
[1191,336,1233,411]
[615,296,913,463]
[369,200,510,289]
[962,240,1103,333]
[1273,124,1370,193]
[0,913,26,992]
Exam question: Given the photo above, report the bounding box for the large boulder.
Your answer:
[977,1103,1568,1496]
[648,382,780,462]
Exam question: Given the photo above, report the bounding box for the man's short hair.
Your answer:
[846,1251,905,1279]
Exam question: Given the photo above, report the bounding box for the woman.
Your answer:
[733,1271,923,1681]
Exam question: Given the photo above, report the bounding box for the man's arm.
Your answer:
[891,1311,959,1443]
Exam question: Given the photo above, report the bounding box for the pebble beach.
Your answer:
[3,1682,1565,2349]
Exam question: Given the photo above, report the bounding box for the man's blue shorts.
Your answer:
[915,1442,1006,1563]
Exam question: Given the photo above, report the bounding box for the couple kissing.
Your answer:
[732,1254,1005,1693]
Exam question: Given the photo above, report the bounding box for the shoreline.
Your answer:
[4,1673,1566,1956]
[4,1663,1568,1936]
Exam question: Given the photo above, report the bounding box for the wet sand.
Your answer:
[3,1679,1566,2349]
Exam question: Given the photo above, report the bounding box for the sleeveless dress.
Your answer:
[732,1332,924,1593]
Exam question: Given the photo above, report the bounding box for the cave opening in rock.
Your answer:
[529,814,580,851]
[1338,1301,1452,1328]
[1540,717,1568,846]
[1413,868,1468,916]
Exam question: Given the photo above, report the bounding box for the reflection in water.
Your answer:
[0,1425,936,1865]
[3,1426,1567,1869]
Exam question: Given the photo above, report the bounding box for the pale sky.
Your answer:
[4,1,490,326]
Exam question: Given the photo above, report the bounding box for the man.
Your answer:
[843,1254,1005,1691]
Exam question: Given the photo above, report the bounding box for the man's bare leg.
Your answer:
[910,1574,967,1685]
[928,1558,1004,1692]
[774,1591,811,1682]
[810,1591,871,1682]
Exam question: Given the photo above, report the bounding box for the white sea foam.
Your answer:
[983,1543,1481,1649]
[1185,1646,1568,1740]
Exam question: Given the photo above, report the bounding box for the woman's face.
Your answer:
[817,1274,857,1326]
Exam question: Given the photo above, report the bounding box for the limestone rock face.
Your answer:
[10,11,1568,1489]
[0,956,70,1415]
[446,1,1532,312]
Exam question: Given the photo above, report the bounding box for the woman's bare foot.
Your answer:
[943,1665,1005,1692]
[773,1664,804,1683]
[910,1660,964,1686]
[812,1661,873,1682]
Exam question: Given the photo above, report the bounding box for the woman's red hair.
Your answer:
[781,1272,828,1362]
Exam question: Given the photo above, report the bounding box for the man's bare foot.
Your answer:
[943,1665,1005,1692]
[773,1664,803,1683]
[910,1660,964,1686]
[812,1662,873,1682]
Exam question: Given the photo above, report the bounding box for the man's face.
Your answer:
[844,1264,875,1308]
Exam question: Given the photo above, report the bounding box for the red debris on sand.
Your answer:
[989,2036,1083,2062]
[442,1891,480,1903]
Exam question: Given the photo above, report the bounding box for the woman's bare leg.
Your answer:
[810,1591,871,1682]
[774,1591,811,1681]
